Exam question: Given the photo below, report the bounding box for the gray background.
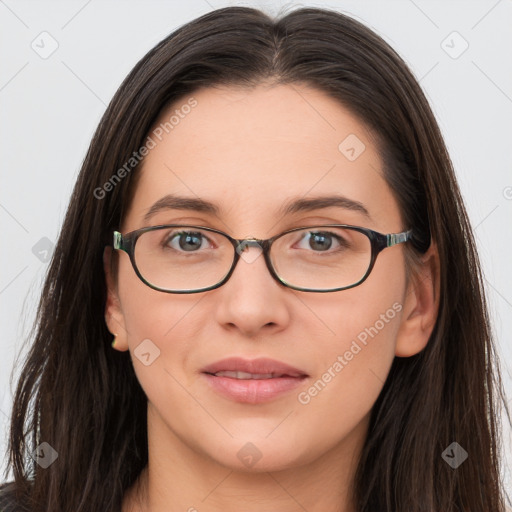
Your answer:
[1,0,511,495]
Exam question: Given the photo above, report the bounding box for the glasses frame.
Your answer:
[112,224,412,294]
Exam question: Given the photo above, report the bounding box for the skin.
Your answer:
[104,83,439,512]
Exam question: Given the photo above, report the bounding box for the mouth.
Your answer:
[200,357,309,404]
[204,370,304,379]
[201,356,308,377]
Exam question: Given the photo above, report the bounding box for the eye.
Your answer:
[295,230,350,252]
[163,230,212,252]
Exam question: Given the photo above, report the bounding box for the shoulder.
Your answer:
[0,481,30,512]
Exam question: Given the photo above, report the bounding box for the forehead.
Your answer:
[148,83,372,165]
[123,83,400,233]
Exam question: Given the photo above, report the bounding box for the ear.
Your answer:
[394,242,440,357]
[103,246,129,352]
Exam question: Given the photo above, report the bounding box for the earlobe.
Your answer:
[394,242,440,357]
[103,246,129,351]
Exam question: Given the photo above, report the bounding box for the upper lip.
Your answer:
[201,357,309,378]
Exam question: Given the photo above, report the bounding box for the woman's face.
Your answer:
[105,83,429,475]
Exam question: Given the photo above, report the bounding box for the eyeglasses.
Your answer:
[111,224,412,294]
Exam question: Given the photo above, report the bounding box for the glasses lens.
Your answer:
[134,227,234,292]
[271,227,372,290]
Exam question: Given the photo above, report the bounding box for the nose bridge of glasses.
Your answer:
[230,237,278,273]
[236,237,264,250]
[234,237,267,260]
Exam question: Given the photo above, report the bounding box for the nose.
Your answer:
[213,241,291,336]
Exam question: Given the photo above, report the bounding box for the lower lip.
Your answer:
[202,373,308,404]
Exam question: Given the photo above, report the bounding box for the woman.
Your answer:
[1,5,510,512]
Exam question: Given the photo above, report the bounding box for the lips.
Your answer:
[213,371,283,380]
[201,357,309,404]
[201,357,308,379]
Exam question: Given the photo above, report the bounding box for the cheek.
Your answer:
[295,250,406,422]
[118,293,206,426]
[117,255,202,385]
[117,251,198,338]
[284,303,401,469]
[297,293,402,420]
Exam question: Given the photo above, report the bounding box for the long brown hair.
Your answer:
[4,6,510,511]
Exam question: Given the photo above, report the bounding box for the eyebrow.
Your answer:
[142,193,370,223]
